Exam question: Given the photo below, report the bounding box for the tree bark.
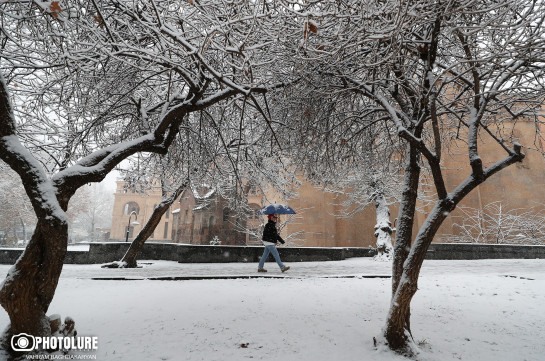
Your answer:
[374,193,393,259]
[0,76,71,347]
[391,143,420,293]
[0,218,67,338]
[384,200,452,353]
[383,142,420,348]
[384,147,524,353]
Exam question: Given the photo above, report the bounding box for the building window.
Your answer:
[249,203,261,220]
[201,217,207,235]
[223,208,230,222]
[163,222,169,239]
[166,206,170,219]
[209,216,215,227]
[123,202,140,215]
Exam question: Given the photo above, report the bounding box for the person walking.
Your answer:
[258,214,290,273]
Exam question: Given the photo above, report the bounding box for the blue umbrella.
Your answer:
[259,203,296,215]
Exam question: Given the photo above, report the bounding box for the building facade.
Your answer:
[109,122,545,247]
[109,181,175,243]
[170,186,252,245]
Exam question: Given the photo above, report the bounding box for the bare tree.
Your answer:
[0,0,286,351]
[440,202,545,245]
[276,0,545,354]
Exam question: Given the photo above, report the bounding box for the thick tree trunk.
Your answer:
[384,145,523,352]
[0,76,71,350]
[384,200,452,352]
[374,193,393,259]
[0,218,67,338]
[384,143,420,347]
[392,144,420,293]
[103,183,186,268]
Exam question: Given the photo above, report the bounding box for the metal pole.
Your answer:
[125,211,138,242]
[125,217,130,243]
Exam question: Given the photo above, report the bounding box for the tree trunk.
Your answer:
[384,200,452,353]
[103,183,186,268]
[0,218,67,339]
[384,143,420,346]
[374,193,393,259]
[392,144,420,292]
[0,76,70,351]
[383,144,523,352]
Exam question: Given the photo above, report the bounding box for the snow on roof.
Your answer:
[192,185,216,200]
[193,203,208,211]
[171,208,180,214]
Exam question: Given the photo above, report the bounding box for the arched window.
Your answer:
[123,201,140,215]
[209,216,215,227]
[223,208,230,222]
[249,203,261,219]
[201,216,207,235]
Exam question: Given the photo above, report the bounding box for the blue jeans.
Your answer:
[259,244,285,269]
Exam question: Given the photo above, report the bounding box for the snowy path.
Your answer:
[1,258,544,361]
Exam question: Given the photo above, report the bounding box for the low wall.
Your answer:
[0,243,544,265]
[0,243,376,265]
[87,243,376,264]
[0,249,90,264]
[426,243,545,260]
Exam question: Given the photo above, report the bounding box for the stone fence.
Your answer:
[0,243,375,265]
[0,242,544,265]
[426,243,545,260]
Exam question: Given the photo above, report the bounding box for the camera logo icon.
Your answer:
[11,333,35,351]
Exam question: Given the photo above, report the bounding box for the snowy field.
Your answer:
[0,258,544,361]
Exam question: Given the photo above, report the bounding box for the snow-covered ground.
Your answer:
[0,258,544,361]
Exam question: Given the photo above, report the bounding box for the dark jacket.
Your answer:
[262,220,285,244]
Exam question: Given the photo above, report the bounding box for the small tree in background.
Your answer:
[440,201,545,245]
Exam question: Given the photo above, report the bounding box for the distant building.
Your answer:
[170,185,257,245]
[108,177,387,247]
[109,181,175,242]
[110,121,545,247]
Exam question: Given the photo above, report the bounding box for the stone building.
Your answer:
[173,184,266,245]
[170,185,250,245]
[109,121,545,247]
[109,181,175,242]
